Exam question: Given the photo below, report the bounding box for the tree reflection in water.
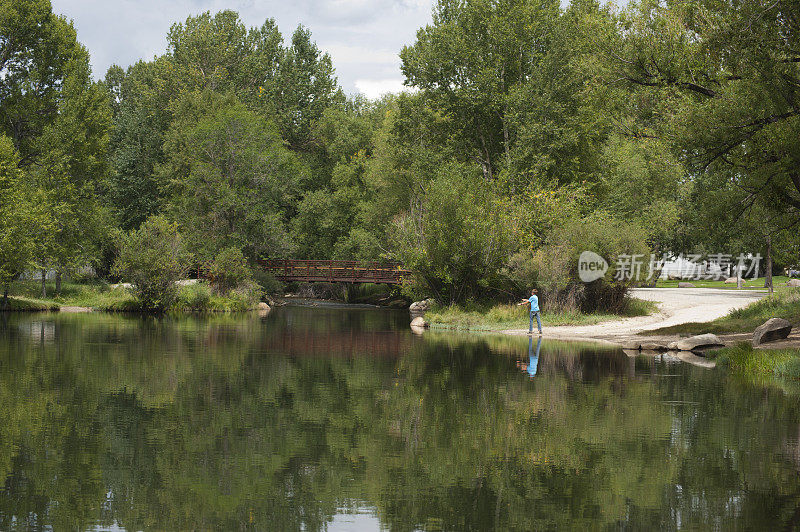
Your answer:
[0,308,799,530]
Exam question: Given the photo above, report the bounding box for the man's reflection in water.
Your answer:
[517,336,542,378]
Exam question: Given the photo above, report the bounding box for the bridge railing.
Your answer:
[257,259,411,284]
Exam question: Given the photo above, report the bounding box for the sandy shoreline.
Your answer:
[500,287,800,349]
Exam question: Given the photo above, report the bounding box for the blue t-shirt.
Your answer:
[528,295,539,312]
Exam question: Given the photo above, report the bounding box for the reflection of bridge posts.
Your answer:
[258,259,412,285]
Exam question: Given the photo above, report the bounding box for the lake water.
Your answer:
[1,307,799,530]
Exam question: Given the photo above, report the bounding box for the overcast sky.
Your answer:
[50,0,434,99]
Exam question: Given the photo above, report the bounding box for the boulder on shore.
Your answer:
[257,302,271,311]
[786,279,800,288]
[724,277,738,284]
[621,340,641,350]
[752,318,792,346]
[678,282,696,288]
[675,333,723,352]
[410,316,428,328]
[409,298,433,313]
[667,340,679,350]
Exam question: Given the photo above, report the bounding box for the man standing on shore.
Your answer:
[517,289,542,335]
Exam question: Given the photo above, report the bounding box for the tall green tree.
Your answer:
[104,59,175,230]
[32,46,111,288]
[161,91,303,262]
[401,0,560,180]
[275,25,345,154]
[0,136,44,305]
[613,0,800,244]
[1,0,110,294]
[292,98,387,259]
[0,0,82,163]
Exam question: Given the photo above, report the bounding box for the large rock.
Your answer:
[409,298,433,313]
[675,333,724,352]
[752,318,792,346]
[724,277,738,284]
[678,282,696,288]
[786,279,800,288]
[667,340,679,350]
[410,316,428,328]
[257,302,271,311]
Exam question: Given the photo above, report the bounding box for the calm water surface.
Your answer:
[1,307,800,530]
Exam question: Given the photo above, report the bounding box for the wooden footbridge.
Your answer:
[258,259,410,284]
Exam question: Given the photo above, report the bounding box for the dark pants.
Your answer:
[529,311,542,333]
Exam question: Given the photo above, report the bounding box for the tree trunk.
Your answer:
[765,234,773,294]
[41,268,46,299]
[55,270,62,294]
[2,285,8,310]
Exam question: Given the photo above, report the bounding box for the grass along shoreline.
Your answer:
[3,280,265,313]
[425,297,658,331]
[710,343,800,395]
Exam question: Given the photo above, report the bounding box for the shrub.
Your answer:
[209,280,261,311]
[112,216,187,310]
[507,212,651,313]
[389,163,513,304]
[208,247,252,294]
[175,282,212,311]
[252,269,282,295]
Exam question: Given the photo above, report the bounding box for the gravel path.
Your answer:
[504,288,767,344]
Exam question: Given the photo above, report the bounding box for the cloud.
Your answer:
[354,78,414,99]
[50,0,434,96]
[321,44,399,65]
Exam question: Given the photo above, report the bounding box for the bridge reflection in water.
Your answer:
[259,259,411,284]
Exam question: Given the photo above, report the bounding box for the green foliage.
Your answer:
[105,58,175,230]
[0,0,84,159]
[208,286,260,312]
[401,0,561,179]
[508,212,651,312]
[0,297,60,311]
[597,135,687,251]
[162,91,300,262]
[174,282,212,311]
[389,162,514,304]
[0,0,111,297]
[29,45,112,280]
[7,0,799,311]
[0,136,37,301]
[208,247,252,294]
[275,25,345,152]
[714,343,800,395]
[112,216,187,310]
